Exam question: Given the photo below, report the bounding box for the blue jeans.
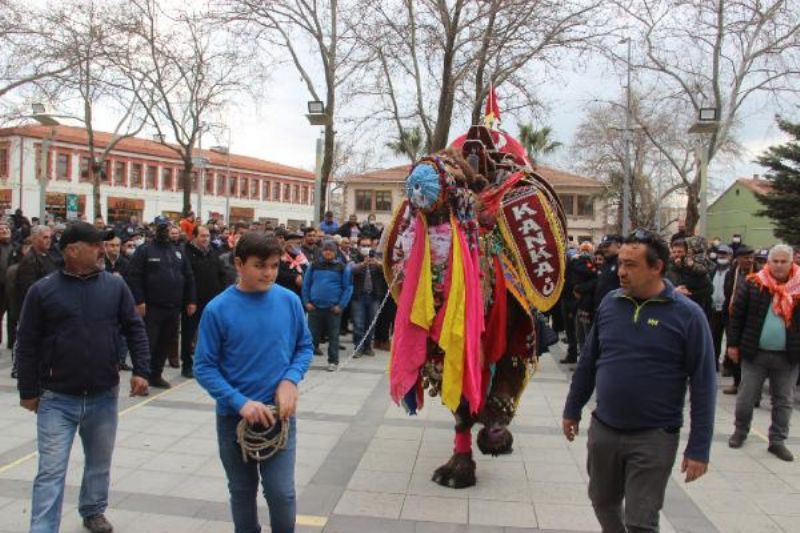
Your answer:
[351,294,379,351]
[217,415,297,533]
[31,387,119,533]
[308,308,342,364]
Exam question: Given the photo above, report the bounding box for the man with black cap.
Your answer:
[319,210,339,235]
[127,217,197,388]
[16,221,150,533]
[593,234,623,312]
[722,244,755,393]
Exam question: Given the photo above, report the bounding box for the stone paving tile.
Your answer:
[532,502,601,531]
[401,494,468,524]
[468,499,537,528]
[334,489,405,518]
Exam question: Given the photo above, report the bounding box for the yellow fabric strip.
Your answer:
[410,217,435,330]
[439,217,466,412]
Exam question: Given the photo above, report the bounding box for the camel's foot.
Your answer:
[432,452,476,489]
[477,426,514,456]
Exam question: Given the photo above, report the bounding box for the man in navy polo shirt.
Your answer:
[562,229,716,533]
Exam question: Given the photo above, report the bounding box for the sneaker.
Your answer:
[728,433,747,449]
[181,368,194,379]
[768,444,794,462]
[83,513,113,533]
[327,363,338,372]
[364,348,375,356]
[313,347,323,356]
[352,351,363,359]
[119,362,133,371]
[149,376,171,389]
[722,385,738,395]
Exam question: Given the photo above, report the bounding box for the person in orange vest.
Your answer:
[179,211,197,239]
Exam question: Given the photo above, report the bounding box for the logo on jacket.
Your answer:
[175,251,182,259]
[647,318,659,327]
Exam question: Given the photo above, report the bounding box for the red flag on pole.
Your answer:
[484,83,501,128]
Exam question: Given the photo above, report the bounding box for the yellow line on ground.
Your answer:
[296,515,328,527]
[0,379,194,473]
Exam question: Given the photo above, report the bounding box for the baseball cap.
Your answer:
[601,234,623,245]
[734,244,755,257]
[756,248,769,260]
[59,221,115,250]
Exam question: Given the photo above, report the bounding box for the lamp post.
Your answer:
[210,131,232,225]
[30,104,61,223]
[688,107,719,237]
[620,37,633,235]
[306,100,330,225]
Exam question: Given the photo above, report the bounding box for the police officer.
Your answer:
[127,217,197,388]
[593,234,623,313]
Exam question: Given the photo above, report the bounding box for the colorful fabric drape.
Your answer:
[484,254,508,364]
[749,263,800,326]
[390,215,434,405]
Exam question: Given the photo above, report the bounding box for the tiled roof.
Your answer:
[0,124,314,181]
[339,162,603,190]
[735,177,772,196]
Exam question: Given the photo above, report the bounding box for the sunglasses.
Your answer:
[627,228,659,243]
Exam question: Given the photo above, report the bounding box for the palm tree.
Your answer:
[517,123,562,166]
[386,126,425,162]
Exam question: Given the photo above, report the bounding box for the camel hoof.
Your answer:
[432,452,476,489]
[477,426,514,456]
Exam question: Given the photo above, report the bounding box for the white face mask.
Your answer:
[360,247,371,256]
[717,258,730,266]
[732,237,741,244]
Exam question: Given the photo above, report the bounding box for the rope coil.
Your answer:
[235,405,289,463]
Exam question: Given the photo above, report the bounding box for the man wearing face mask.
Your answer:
[350,236,384,357]
[277,232,308,298]
[709,245,733,370]
[729,233,743,256]
[127,217,197,388]
[360,214,381,241]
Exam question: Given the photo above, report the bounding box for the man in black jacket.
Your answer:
[181,225,224,378]
[727,244,800,462]
[0,220,20,348]
[127,218,197,388]
[593,234,622,312]
[16,221,150,533]
[350,236,385,357]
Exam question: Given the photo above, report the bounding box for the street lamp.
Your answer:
[688,107,720,237]
[30,103,61,222]
[306,100,330,225]
[211,138,232,225]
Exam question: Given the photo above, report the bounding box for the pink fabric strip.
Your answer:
[459,229,485,414]
[390,214,431,404]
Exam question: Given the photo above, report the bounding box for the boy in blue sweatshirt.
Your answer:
[302,239,353,371]
[194,232,313,533]
[562,230,716,533]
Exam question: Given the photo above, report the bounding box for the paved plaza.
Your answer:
[1,339,799,533]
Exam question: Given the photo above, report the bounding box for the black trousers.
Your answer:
[709,309,726,370]
[145,306,180,379]
[374,296,396,343]
[562,299,578,358]
[180,305,205,371]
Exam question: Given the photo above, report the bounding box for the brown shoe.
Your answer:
[83,514,113,533]
[723,385,738,395]
[168,357,180,368]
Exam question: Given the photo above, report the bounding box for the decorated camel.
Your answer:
[382,120,567,488]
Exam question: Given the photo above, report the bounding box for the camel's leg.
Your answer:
[432,401,477,488]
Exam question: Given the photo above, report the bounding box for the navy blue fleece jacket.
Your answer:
[563,281,717,462]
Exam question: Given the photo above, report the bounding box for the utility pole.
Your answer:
[621,37,633,235]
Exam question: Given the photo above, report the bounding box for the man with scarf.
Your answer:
[727,244,800,462]
[276,231,308,297]
[127,218,197,388]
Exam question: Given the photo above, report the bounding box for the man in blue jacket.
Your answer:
[16,221,150,533]
[562,229,716,533]
[194,232,312,533]
[302,239,353,371]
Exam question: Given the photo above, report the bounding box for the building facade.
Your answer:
[339,163,607,243]
[0,125,315,226]
[707,176,778,247]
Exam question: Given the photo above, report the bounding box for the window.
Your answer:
[250,178,260,199]
[191,171,199,192]
[229,174,238,196]
[272,182,280,201]
[206,172,215,195]
[240,177,249,198]
[56,153,71,180]
[283,183,290,202]
[355,190,372,211]
[262,181,270,201]
[79,156,91,182]
[162,168,174,191]
[113,161,126,187]
[146,166,158,189]
[560,194,574,216]
[176,169,184,191]
[292,184,299,203]
[103,161,111,183]
[130,163,142,188]
[216,174,226,196]
[301,186,309,204]
[576,195,594,217]
[375,191,392,212]
[0,144,10,178]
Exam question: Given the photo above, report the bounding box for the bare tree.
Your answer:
[0,0,78,104]
[354,0,610,155]
[46,0,154,218]
[614,0,800,232]
[221,0,363,221]
[127,0,247,215]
